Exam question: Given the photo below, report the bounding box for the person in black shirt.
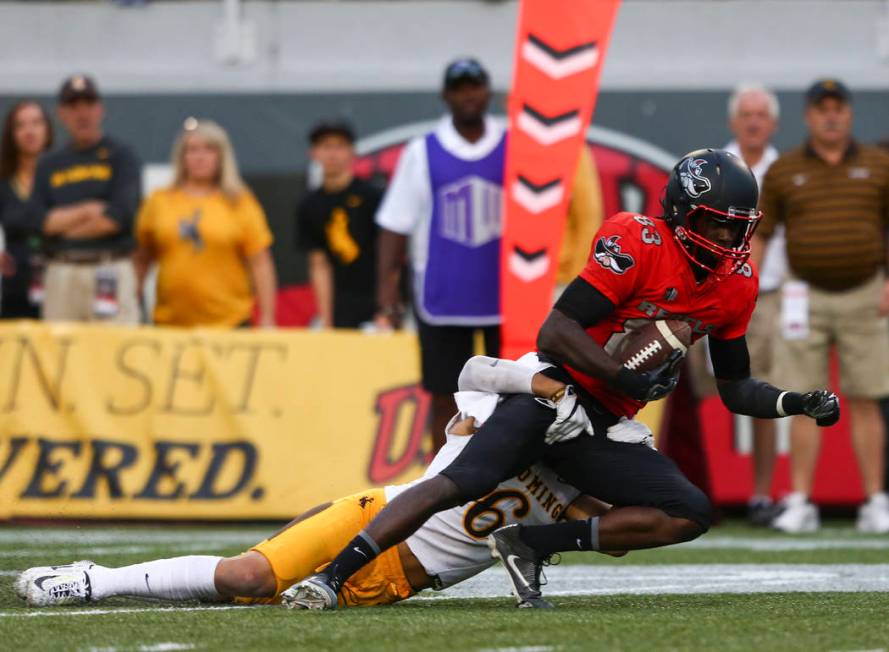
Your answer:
[29,75,142,323]
[0,100,53,318]
[296,121,382,329]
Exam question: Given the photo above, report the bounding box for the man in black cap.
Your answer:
[30,74,141,322]
[296,120,383,329]
[754,79,889,533]
[374,57,506,452]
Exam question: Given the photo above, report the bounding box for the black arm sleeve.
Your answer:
[553,276,615,328]
[709,335,804,418]
[707,335,751,381]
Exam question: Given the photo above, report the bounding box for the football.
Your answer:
[615,320,693,373]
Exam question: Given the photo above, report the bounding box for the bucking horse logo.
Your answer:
[594,235,635,274]
[679,157,711,198]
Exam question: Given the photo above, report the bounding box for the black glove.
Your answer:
[611,350,683,402]
[801,390,840,427]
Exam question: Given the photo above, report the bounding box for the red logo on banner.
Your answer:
[367,385,431,484]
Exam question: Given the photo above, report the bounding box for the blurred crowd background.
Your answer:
[1,0,889,529]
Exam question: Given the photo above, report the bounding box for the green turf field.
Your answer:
[2,521,888,651]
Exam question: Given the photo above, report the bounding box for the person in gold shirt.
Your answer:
[134,119,277,327]
[557,144,603,290]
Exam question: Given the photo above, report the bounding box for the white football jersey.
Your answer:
[385,433,580,589]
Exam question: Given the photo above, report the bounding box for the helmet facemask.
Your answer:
[673,204,761,277]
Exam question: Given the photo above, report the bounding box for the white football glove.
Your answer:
[535,386,594,444]
[606,417,656,449]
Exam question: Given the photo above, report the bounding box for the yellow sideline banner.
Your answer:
[0,322,432,520]
[0,321,664,521]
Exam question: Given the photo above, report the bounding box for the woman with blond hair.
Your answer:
[135,118,277,327]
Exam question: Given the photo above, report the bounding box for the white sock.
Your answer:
[89,555,222,602]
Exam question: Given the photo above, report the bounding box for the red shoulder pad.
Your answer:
[580,213,663,305]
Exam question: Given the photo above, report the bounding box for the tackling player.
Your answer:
[290,149,841,609]
[16,362,605,609]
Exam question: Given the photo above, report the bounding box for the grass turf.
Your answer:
[1,521,888,651]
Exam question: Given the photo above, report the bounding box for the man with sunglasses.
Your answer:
[289,149,840,610]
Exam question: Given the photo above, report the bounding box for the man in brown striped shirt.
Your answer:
[754,79,889,534]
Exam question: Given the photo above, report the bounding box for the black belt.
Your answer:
[49,251,129,265]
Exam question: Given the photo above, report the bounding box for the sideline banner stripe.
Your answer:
[501,0,622,359]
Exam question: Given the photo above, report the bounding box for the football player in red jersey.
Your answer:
[288,149,841,610]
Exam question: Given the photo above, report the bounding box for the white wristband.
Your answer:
[776,391,788,418]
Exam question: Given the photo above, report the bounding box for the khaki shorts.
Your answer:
[746,290,780,382]
[773,272,889,399]
[43,259,139,324]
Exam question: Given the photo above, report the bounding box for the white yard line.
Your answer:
[0,529,259,546]
[0,543,238,559]
[680,537,889,551]
[414,563,889,601]
[479,647,554,652]
[3,564,888,619]
[0,605,252,618]
[3,528,887,551]
[82,643,196,652]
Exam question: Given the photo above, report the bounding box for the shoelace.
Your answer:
[533,553,562,590]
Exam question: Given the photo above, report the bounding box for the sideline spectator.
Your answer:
[375,58,505,451]
[755,80,889,533]
[30,75,141,323]
[555,145,603,291]
[296,120,382,328]
[134,118,276,328]
[880,138,889,494]
[0,101,53,318]
[726,83,783,525]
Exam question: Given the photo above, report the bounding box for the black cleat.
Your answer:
[488,524,553,609]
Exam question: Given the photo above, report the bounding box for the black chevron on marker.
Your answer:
[527,33,597,59]
[513,246,548,262]
[521,104,579,126]
[517,175,562,193]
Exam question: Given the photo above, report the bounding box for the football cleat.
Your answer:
[856,493,889,534]
[15,560,95,601]
[488,524,553,609]
[281,574,338,610]
[25,569,93,607]
[771,493,820,533]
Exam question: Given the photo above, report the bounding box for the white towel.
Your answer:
[454,391,500,429]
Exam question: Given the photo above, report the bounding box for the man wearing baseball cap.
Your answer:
[296,119,383,329]
[754,79,889,533]
[374,57,505,451]
[29,74,141,323]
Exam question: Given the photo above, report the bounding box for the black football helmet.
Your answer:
[661,148,761,276]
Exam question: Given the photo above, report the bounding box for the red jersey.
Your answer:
[563,212,758,418]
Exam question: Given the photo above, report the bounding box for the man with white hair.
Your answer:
[726,83,784,525]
